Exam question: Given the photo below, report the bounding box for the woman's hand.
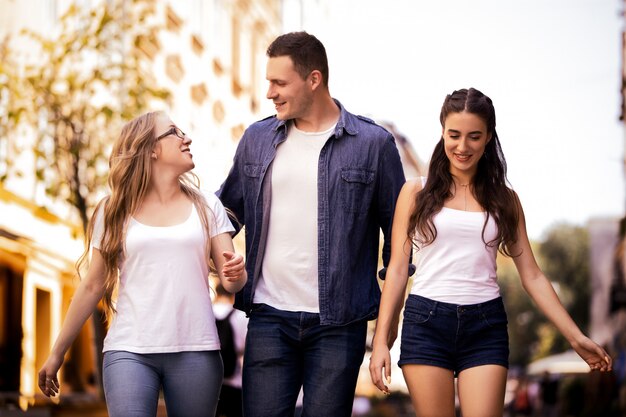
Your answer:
[369,343,392,394]
[571,336,612,372]
[38,353,63,397]
[210,234,246,293]
[221,251,245,282]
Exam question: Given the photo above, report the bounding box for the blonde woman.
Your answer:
[38,112,246,417]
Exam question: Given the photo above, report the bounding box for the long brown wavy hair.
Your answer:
[76,111,215,322]
[408,88,520,257]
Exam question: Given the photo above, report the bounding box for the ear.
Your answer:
[151,141,162,160]
[309,70,322,90]
[486,132,493,144]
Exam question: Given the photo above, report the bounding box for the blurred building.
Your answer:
[0,0,281,411]
[614,0,626,330]
[0,189,85,411]
[579,3,626,412]
[608,0,626,402]
[589,217,622,344]
[378,121,426,180]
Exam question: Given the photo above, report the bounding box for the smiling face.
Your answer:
[265,55,314,121]
[153,113,194,172]
[442,111,492,179]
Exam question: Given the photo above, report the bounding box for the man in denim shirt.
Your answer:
[217,32,406,417]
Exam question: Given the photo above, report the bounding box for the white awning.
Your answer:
[527,350,591,375]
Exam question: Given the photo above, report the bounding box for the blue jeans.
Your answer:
[242,304,367,417]
[103,350,223,417]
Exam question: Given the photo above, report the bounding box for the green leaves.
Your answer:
[500,224,591,366]
[0,0,170,232]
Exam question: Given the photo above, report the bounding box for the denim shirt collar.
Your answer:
[271,99,358,145]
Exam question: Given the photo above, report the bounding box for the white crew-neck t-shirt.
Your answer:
[254,122,334,312]
[92,191,234,354]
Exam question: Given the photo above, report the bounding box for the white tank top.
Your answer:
[410,206,501,305]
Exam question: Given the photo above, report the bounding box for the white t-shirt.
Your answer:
[92,191,235,354]
[410,202,501,305]
[254,123,333,312]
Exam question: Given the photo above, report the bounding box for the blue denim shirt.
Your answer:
[217,100,406,325]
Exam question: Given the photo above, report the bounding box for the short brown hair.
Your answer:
[267,31,329,87]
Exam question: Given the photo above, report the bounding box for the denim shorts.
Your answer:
[398,294,509,376]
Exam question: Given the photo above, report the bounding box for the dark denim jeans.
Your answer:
[242,304,367,417]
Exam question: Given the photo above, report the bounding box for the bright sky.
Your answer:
[296,0,625,240]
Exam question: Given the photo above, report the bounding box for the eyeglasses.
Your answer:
[156,127,186,141]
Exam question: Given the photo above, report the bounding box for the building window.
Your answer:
[165,5,183,32]
[191,34,204,55]
[136,29,161,60]
[213,58,224,77]
[190,83,208,105]
[212,101,225,124]
[165,54,184,83]
[231,124,245,142]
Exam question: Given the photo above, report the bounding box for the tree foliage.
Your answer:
[498,243,542,366]
[0,0,170,232]
[500,223,591,366]
[538,224,590,329]
[535,223,590,357]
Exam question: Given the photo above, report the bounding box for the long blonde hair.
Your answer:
[77,111,214,322]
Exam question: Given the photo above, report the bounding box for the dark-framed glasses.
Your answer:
[156,126,186,141]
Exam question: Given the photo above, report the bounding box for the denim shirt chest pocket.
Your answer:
[243,163,264,205]
[243,163,263,182]
[340,168,375,214]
